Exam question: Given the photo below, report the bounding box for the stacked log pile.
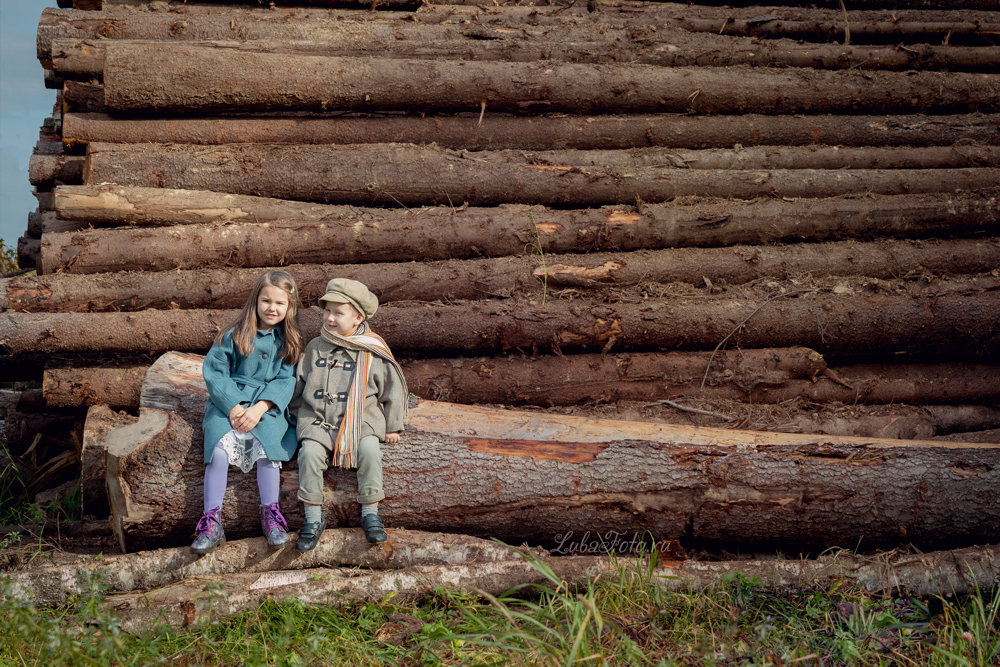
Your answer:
[1,0,999,550]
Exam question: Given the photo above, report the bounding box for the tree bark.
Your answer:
[3,290,999,357]
[97,351,1000,554]
[48,36,1000,76]
[7,238,998,310]
[100,44,1000,114]
[59,111,1000,151]
[81,143,1000,209]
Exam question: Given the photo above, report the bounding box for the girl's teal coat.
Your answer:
[202,328,297,463]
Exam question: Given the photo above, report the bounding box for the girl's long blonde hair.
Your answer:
[221,270,304,365]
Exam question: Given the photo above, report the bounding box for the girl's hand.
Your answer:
[229,404,246,430]
[234,402,269,432]
[385,432,401,444]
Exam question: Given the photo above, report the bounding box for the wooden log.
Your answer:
[547,401,1000,439]
[3,288,998,357]
[48,36,1000,76]
[95,143,1000,172]
[8,238,999,311]
[26,210,86,236]
[100,559,618,633]
[43,364,146,408]
[99,351,1000,553]
[59,112,1000,150]
[101,45,1000,114]
[95,543,1000,632]
[54,183,1000,231]
[404,357,1000,406]
[81,143,1000,208]
[33,188,54,211]
[62,80,105,113]
[16,237,38,270]
[43,5,1000,48]
[39,360,1000,427]
[6,527,549,604]
[27,153,84,187]
[46,346,829,411]
[56,542,996,632]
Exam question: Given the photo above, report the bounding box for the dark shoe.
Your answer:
[361,513,388,543]
[296,519,326,551]
[260,502,290,547]
[191,507,225,554]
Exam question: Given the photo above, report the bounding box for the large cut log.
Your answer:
[99,351,1000,553]
[59,112,1000,151]
[8,238,999,311]
[81,143,1000,208]
[91,543,1000,633]
[101,45,1000,114]
[49,36,1000,75]
[3,289,999,357]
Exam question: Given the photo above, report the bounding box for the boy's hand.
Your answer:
[234,402,269,432]
[385,432,401,444]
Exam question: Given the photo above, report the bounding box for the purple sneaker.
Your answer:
[191,507,225,554]
[260,502,290,547]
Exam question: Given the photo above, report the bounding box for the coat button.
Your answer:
[261,353,268,359]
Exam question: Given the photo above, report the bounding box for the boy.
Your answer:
[292,278,407,549]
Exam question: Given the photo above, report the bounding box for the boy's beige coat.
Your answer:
[291,336,406,451]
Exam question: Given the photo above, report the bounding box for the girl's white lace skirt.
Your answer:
[216,429,281,473]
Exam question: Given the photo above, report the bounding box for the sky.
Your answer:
[0,0,57,256]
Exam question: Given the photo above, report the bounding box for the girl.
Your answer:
[192,270,304,554]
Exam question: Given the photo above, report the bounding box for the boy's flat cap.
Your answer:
[319,278,378,319]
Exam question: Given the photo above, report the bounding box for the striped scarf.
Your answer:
[321,320,407,468]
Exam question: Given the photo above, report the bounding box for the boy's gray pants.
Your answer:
[297,435,384,505]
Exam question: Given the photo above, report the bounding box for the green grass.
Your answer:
[2,546,998,666]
